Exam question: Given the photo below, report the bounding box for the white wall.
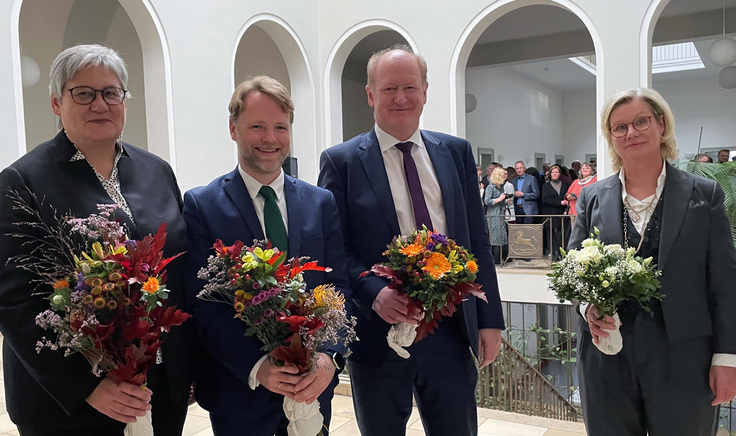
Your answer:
[562,88,597,164]
[654,76,736,157]
[465,65,564,168]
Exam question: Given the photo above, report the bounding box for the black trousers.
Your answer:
[349,321,478,436]
[578,304,718,436]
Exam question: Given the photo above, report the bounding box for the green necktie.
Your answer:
[258,185,288,253]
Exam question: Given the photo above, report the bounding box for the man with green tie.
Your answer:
[182,75,351,435]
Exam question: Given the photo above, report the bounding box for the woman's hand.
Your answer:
[561,200,568,206]
[495,194,505,204]
[585,305,619,345]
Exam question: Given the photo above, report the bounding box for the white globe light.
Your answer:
[718,66,736,89]
[709,37,736,67]
[465,93,477,113]
[20,55,40,88]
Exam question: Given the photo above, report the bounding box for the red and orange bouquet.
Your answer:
[363,227,486,357]
[10,198,190,435]
[196,240,356,436]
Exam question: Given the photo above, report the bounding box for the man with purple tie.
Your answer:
[318,45,504,436]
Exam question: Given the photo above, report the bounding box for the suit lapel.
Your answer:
[422,132,456,235]
[358,130,401,235]
[223,168,265,241]
[597,175,624,245]
[658,164,692,271]
[284,176,301,257]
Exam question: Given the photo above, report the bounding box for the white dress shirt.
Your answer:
[237,165,289,236]
[375,124,447,236]
[583,162,735,367]
[237,165,289,388]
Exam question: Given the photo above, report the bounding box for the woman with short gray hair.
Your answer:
[0,44,193,436]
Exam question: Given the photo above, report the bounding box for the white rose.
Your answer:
[582,238,597,248]
[578,246,603,266]
[627,258,642,273]
[604,266,618,277]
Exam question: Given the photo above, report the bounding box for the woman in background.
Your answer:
[565,162,597,216]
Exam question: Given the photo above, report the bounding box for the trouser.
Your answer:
[578,302,717,436]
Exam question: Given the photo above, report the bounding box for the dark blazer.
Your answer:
[542,181,570,219]
[318,129,504,368]
[0,130,194,427]
[182,168,351,420]
[511,174,540,215]
[568,163,736,353]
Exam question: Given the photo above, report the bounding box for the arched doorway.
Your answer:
[451,0,604,175]
[232,15,316,182]
[324,21,417,148]
[16,0,174,162]
[645,0,736,162]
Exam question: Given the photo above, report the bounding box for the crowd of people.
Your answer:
[1,41,736,436]
[479,159,599,263]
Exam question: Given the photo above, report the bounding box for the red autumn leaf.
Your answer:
[276,314,323,333]
[269,333,312,374]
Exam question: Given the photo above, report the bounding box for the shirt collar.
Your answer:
[238,165,285,201]
[69,142,124,163]
[619,160,666,201]
[375,124,423,153]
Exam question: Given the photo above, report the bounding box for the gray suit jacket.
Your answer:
[568,163,736,354]
[511,174,539,215]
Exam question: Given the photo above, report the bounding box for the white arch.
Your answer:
[449,0,605,174]
[323,19,419,148]
[117,0,176,170]
[639,0,671,87]
[9,0,25,163]
[231,14,318,182]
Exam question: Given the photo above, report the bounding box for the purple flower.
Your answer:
[75,273,87,291]
[431,233,448,246]
[125,240,137,249]
[425,242,435,252]
[263,308,274,317]
[254,316,264,325]
[252,282,260,289]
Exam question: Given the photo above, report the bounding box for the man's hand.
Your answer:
[256,359,302,400]
[585,305,618,345]
[293,353,336,404]
[86,378,152,423]
[374,286,421,324]
[478,328,502,369]
[710,365,736,406]
[514,191,524,198]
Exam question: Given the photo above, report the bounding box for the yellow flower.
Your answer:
[93,297,106,309]
[241,252,259,271]
[313,284,345,310]
[243,293,253,300]
[234,301,245,312]
[466,260,478,274]
[252,247,275,262]
[399,243,424,257]
[142,277,160,294]
[423,253,452,279]
[453,264,463,274]
[235,290,245,297]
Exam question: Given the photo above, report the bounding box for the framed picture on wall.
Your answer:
[477,148,495,171]
[555,155,564,166]
[535,153,546,170]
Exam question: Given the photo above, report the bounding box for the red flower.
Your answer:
[269,333,311,374]
[213,239,245,262]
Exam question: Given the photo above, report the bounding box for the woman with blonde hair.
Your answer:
[484,167,510,264]
[568,87,736,435]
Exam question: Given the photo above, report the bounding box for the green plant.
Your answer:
[677,160,736,247]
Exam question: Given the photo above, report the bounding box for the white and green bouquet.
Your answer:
[547,228,663,354]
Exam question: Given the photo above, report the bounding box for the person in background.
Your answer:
[565,162,597,216]
[477,164,484,200]
[570,160,581,180]
[696,154,713,163]
[541,165,570,261]
[570,87,736,435]
[512,161,539,224]
[718,148,730,163]
[485,167,510,265]
[0,44,194,436]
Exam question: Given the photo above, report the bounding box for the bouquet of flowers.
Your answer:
[547,228,663,355]
[361,227,487,358]
[197,239,356,436]
[9,197,190,436]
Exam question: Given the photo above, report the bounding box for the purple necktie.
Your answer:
[395,142,433,230]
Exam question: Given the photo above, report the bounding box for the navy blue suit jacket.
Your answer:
[511,174,540,215]
[318,129,504,368]
[182,168,351,419]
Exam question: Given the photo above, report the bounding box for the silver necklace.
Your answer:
[623,194,658,223]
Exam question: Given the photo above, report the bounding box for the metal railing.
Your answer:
[477,301,580,421]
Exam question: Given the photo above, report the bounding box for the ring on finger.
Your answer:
[278,382,282,390]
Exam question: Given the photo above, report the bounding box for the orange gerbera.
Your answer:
[466,260,478,274]
[53,280,69,290]
[142,277,160,294]
[423,252,451,279]
[399,243,424,257]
